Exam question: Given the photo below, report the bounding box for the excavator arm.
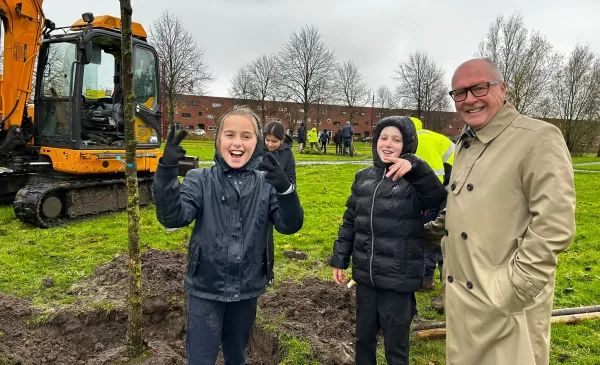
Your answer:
[0,0,46,132]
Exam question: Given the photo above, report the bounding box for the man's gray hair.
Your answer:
[482,58,504,81]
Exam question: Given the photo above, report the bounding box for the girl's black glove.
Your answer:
[161,128,187,166]
[259,153,291,193]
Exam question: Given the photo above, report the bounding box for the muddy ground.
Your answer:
[0,249,367,365]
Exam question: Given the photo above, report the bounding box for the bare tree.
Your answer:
[551,44,600,153]
[247,54,279,122]
[394,50,449,128]
[313,77,335,129]
[149,10,212,128]
[277,25,336,125]
[375,85,396,118]
[333,60,369,123]
[476,12,558,115]
[228,66,255,102]
[120,0,144,357]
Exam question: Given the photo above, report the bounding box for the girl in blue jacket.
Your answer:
[153,105,303,365]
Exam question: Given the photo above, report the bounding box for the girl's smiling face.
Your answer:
[218,114,257,168]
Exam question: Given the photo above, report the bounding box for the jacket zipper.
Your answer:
[369,169,386,286]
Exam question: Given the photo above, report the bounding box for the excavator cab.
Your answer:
[0,13,180,227]
[34,14,161,158]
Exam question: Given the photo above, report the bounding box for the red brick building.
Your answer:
[173,94,466,139]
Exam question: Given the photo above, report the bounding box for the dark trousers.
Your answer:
[343,138,353,156]
[355,284,416,365]
[336,142,342,154]
[423,207,443,282]
[266,222,275,285]
[186,294,258,365]
[321,142,328,154]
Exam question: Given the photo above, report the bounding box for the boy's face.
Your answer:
[218,114,257,169]
[264,135,282,152]
[376,126,403,162]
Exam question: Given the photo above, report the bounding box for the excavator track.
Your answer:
[14,174,155,228]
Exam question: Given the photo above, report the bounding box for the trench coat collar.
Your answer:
[470,101,519,144]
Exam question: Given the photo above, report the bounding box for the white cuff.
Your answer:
[279,182,294,195]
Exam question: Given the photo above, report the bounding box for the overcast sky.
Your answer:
[45,0,599,98]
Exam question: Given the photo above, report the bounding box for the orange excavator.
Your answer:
[0,1,183,227]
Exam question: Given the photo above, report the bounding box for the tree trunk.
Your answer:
[120,0,144,357]
[596,142,600,157]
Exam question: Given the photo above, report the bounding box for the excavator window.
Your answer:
[37,42,76,138]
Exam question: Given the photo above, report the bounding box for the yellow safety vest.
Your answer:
[411,118,455,182]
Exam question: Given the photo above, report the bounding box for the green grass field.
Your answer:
[0,141,599,364]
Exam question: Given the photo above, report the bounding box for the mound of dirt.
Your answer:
[0,250,360,364]
[259,277,357,364]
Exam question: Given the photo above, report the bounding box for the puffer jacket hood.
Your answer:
[372,116,418,168]
[213,116,264,173]
[410,117,423,131]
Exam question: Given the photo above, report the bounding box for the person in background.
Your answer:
[153,105,303,365]
[334,128,343,155]
[341,121,354,156]
[261,121,297,286]
[308,127,319,150]
[331,116,445,365]
[297,122,307,152]
[409,116,455,310]
[319,128,331,154]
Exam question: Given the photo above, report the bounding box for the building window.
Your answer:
[352,122,359,126]
[198,112,203,116]
[212,103,221,108]
[266,116,270,120]
[296,119,302,124]
[340,111,347,115]
[181,112,191,118]
[257,106,263,111]
[322,110,328,114]
[376,112,382,117]
[279,107,287,112]
[333,122,341,126]
[208,126,217,131]
[307,118,311,122]
[189,101,198,106]
[185,125,194,129]
[360,112,365,116]
[299,108,304,113]
[327,119,331,123]
[207,114,214,119]
[453,116,459,121]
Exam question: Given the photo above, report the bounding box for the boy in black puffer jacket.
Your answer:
[330,116,445,365]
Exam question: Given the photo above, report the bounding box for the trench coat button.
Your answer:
[447,276,454,283]
[234,294,239,298]
[464,142,470,149]
[467,183,473,191]
[451,183,456,191]
[461,232,468,240]
[444,229,449,236]
[466,281,473,289]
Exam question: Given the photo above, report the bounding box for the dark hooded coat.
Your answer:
[330,116,445,292]
[153,120,303,301]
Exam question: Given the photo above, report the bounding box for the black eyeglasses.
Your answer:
[449,80,503,102]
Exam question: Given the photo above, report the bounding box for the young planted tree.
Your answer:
[277,25,336,125]
[149,10,212,128]
[120,0,144,356]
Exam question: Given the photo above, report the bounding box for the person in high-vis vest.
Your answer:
[410,117,455,299]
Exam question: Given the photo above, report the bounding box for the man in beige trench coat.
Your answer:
[422,59,576,365]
